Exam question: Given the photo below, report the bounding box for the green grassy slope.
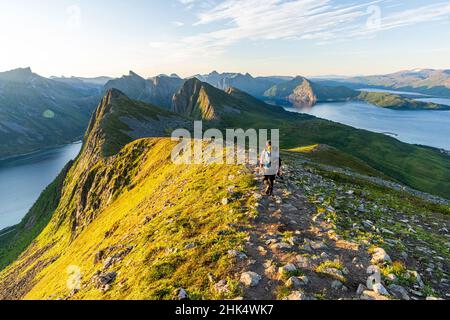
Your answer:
[357,91,450,110]
[0,138,257,300]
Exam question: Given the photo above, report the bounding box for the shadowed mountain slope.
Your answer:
[0,68,101,159]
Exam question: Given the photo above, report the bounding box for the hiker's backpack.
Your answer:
[262,150,272,169]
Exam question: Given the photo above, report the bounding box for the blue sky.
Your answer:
[0,0,449,78]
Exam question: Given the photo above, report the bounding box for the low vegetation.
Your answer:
[357,91,450,110]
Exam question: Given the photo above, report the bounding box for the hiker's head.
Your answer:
[266,140,272,151]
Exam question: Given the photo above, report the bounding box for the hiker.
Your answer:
[259,141,281,196]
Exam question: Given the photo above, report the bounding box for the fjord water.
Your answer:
[287,99,450,151]
[0,142,82,230]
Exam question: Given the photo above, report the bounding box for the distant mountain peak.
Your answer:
[0,67,39,83]
[1,67,33,75]
[128,70,142,78]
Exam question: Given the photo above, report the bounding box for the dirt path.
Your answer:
[240,162,385,300]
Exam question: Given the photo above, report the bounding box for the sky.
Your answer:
[0,0,450,78]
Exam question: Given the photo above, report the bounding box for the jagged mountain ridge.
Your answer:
[103,71,184,109]
[103,70,449,111]
[82,88,191,158]
[171,78,286,121]
[194,71,289,97]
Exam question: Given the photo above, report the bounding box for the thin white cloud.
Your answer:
[143,0,450,69]
[176,0,450,50]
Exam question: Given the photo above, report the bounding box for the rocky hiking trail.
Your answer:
[235,155,449,300]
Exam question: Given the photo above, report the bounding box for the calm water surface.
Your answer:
[287,101,450,150]
[0,142,81,230]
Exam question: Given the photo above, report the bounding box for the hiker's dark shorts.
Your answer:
[263,175,275,183]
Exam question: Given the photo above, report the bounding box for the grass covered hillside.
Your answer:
[1,138,448,300]
[0,138,258,300]
[263,76,358,107]
[357,91,450,110]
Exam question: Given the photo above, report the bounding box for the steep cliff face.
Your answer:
[289,77,318,108]
[147,75,184,108]
[103,71,183,109]
[194,71,287,97]
[171,78,222,120]
[82,88,190,158]
[264,76,317,107]
[264,76,357,108]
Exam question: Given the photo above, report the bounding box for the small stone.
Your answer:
[357,284,367,295]
[410,289,424,297]
[284,290,307,300]
[286,277,302,288]
[228,250,247,260]
[214,280,230,294]
[386,274,397,282]
[320,267,344,281]
[177,288,189,300]
[103,257,113,269]
[360,290,390,301]
[278,263,297,276]
[222,198,229,205]
[372,283,389,296]
[271,242,292,251]
[320,252,329,259]
[98,271,117,286]
[311,241,326,250]
[388,284,410,300]
[408,271,424,288]
[331,280,343,290]
[184,243,196,249]
[295,255,312,269]
[371,247,392,264]
[362,220,373,229]
[257,246,268,256]
[265,266,277,277]
[240,272,262,287]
